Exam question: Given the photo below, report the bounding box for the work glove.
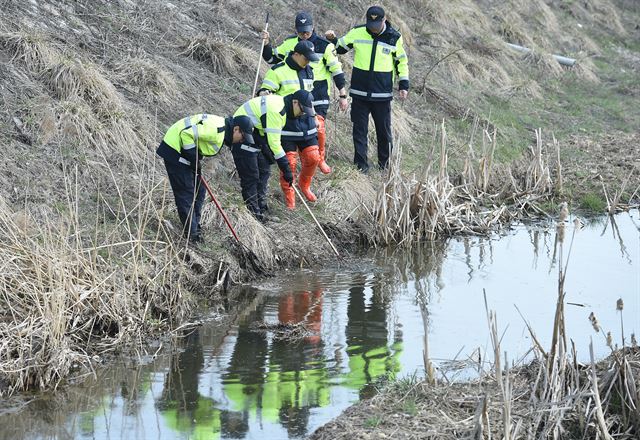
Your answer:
[276,156,293,186]
[260,144,276,165]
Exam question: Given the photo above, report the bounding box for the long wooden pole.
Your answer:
[292,185,340,258]
[252,13,270,97]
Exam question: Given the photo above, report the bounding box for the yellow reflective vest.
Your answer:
[163,114,227,156]
[336,22,409,101]
[259,56,317,143]
[233,95,287,160]
[260,56,314,97]
[264,33,345,113]
[157,114,227,167]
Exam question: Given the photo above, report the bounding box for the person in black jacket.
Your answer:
[326,6,409,172]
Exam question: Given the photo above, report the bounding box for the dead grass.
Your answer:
[0,31,55,73]
[318,167,377,226]
[0,183,188,396]
[112,56,178,105]
[371,122,562,246]
[181,34,258,77]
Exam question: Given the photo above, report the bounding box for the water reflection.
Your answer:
[156,330,224,439]
[145,280,403,439]
[1,210,638,440]
[345,276,402,398]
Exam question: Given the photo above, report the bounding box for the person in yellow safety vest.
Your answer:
[257,40,321,210]
[232,90,315,222]
[156,114,254,242]
[261,11,350,175]
[326,5,409,172]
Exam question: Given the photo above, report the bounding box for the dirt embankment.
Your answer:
[0,0,638,396]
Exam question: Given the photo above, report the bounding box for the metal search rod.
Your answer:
[252,13,270,97]
[292,185,340,258]
[199,175,240,243]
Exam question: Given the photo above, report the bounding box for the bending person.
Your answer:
[232,90,316,221]
[156,114,254,242]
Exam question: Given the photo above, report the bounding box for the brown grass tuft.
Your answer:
[112,56,178,105]
[0,31,55,72]
[181,35,257,77]
[41,55,123,117]
[0,181,187,396]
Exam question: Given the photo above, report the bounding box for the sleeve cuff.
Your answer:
[262,44,274,62]
[333,74,346,90]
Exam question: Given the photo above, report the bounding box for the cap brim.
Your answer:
[302,105,316,117]
[296,25,313,33]
[306,52,321,62]
[242,132,255,145]
[366,20,384,29]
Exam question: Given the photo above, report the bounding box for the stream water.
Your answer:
[1,211,639,440]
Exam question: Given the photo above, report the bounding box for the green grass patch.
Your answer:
[402,397,418,416]
[364,415,382,428]
[579,192,606,212]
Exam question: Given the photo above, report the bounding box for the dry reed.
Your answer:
[0,160,191,396]
[371,122,560,247]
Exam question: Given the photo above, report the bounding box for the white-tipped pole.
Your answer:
[252,13,270,97]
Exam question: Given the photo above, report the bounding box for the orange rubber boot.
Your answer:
[316,115,331,174]
[279,151,297,209]
[298,145,320,202]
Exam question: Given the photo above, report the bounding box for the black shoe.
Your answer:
[189,234,203,243]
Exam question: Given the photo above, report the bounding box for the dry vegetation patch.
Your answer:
[0,195,187,396]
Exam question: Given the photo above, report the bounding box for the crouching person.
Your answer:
[156,114,254,242]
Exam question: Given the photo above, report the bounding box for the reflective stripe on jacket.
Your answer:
[265,34,346,114]
[260,55,317,142]
[233,95,287,160]
[336,23,409,101]
[162,114,226,156]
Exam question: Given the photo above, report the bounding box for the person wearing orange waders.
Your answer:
[262,11,349,175]
[258,40,320,210]
[233,91,315,221]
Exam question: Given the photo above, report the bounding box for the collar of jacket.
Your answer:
[223,117,233,146]
[283,94,296,119]
[285,53,304,71]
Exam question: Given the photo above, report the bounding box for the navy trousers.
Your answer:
[164,159,205,240]
[231,144,271,220]
[351,98,393,172]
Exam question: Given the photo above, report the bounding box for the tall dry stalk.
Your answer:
[0,157,189,396]
[372,121,557,247]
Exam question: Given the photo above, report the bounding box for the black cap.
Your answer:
[295,11,314,33]
[292,90,316,117]
[366,6,385,29]
[293,40,321,62]
[232,115,254,144]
